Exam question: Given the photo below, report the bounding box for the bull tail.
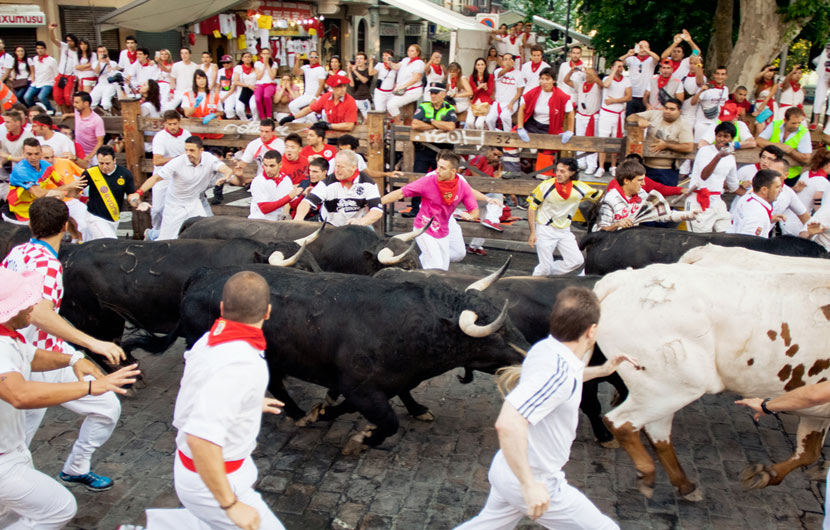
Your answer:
[495,365,522,397]
[578,230,600,252]
[122,324,181,356]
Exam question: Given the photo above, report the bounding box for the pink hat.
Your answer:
[220,55,233,63]
[0,268,43,323]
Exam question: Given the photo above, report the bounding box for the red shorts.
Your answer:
[53,75,76,106]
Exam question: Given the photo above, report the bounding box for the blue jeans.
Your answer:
[23,85,54,112]
[645,166,680,187]
[13,84,30,102]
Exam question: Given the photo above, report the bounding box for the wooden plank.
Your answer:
[389,173,612,196]
[408,128,624,152]
[390,216,532,242]
[138,117,368,139]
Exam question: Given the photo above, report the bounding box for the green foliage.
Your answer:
[503,0,580,25]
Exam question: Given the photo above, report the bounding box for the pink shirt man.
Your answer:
[402,172,478,238]
[74,110,105,157]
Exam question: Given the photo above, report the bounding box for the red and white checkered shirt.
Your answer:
[1,241,65,352]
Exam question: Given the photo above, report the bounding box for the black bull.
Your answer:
[126,265,529,450]
[59,237,320,367]
[178,217,421,274]
[374,266,626,445]
[0,222,32,260]
[580,226,829,275]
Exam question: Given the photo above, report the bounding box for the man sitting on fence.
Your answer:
[279,75,357,132]
[486,53,524,132]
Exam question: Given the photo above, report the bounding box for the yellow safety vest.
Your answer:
[769,120,808,180]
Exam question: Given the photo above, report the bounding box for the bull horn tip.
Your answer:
[268,251,286,266]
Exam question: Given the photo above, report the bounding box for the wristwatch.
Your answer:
[761,398,776,415]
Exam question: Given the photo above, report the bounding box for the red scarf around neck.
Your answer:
[569,60,583,68]
[242,64,253,75]
[657,75,671,89]
[340,168,360,187]
[508,34,518,45]
[530,61,542,73]
[809,169,827,178]
[166,127,183,138]
[710,82,724,89]
[127,50,137,64]
[223,66,233,78]
[790,80,802,92]
[554,180,573,199]
[449,76,457,90]
[207,318,266,350]
[670,59,682,71]
[582,82,595,93]
[6,129,24,142]
[613,74,623,82]
[431,64,443,75]
[0,325,25,343]
[37,54,49,63]
[436,176,460,205]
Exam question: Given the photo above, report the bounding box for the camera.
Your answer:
[107,72,124,85]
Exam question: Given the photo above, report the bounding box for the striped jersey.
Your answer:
[527,179,599,229]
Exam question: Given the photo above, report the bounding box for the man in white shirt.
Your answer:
[556,46,585,100]
[145,111,190,240]
[730,169,782,237]
[686,122,742,232]
[486,53,524,131]
[169,48,199,111]
[289,52,327,123]
[660,30,702,80]
[0,39,14,84]
[595,60,632,178]
[31,114,75,162]
[236,118,286,182]
[520,45,550,92]
[457,287,627,530]
[90,46,119,112]
[127,136,239,240]
[699,103,755,151]
[125,48,159,96]
[643,59,685,110]
[492,26,523,66]
[565,67,602,174]
[249,150,301,221]
[48,24,79,115]
[769,158,810,235]
[117,36,139,72]
[23,41,58,114]
[690,66,729,142]
[620,41,660,115]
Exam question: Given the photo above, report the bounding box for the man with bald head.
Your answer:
[157,270,286,530]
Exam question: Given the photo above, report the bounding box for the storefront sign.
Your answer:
[0,8,45,27]
[379,23,398,37]
[259,1,313,22]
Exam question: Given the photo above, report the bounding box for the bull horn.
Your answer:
[377,217,434,265]
[268,238,310,267]
[293,222,326,247]
[465,256,512,292]
[459,300,510,338]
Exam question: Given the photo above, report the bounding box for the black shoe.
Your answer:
[401,210,418,218]
[210,184,224,205]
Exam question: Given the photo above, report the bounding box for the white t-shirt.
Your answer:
[30,55,58,88]
[159,152,225,204]
[92,58,118,86]
[233,65,258,98]
[39,132,76,159]
[645,75,684,109]
[173,332,269,461]
[624,55,656,97]
[779,84,805,110]
[396,58,426,91]
[532,91,573,125]
[601,75,631,113]
[240,136,286,178]
[730,192,772,237]
[74,54,95,80]
[695,85,729,124]
[701,120,753,145]
[556,61,585,98]
[0,52,14,81]
[806,204,830,251]
[494,34,522,58]
[249,174,295,220]
[493,67,524,105]
[795,171,830,212]
[0,336,36,453]
[520,61,551,92]
[118,49,138,71]
[681,74,704,121]
[301,64,327,97]
[690,144,739,193]
[171,61,199,93]
[373,62,396,91]
[151,129,191,172]
[57,42,78,76]
[773,183,808,235]
[573,80,602,116]
[736,163,760,187]
[502,336,584,478]
[254,61,276,85]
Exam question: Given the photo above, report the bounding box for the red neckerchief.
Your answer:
[6,128,24,142]
[687,71,698,78]
[622,190,642,204]
[0,325,25,343]
[206,318,266,350]
[657,75,671,89]
[242,64,253,75]
[613,74,623,82]
[710,82,724,89]
[430,64,442,75]
[530,61,542,73]
[162,61,172,66]
[223,66,233,78]
[809,169,827,178]
[449,76,457,90]
[569,60,583,68]
[127,50,137,64]
[790,79,802,92]
[140,61,151,68]
[309,63,322,68]
[554,180,573,199]
[37,54,49,63]
[340,168,360,188]
[254,135,280,159]
[670,59,682,71]
[266,172,286,184]
[165,127,183,138]
[748,195,772,221]
[508,34,517,45]
[436,176,460,205]
[636,54,650,62]
[754,163,761,171]
[582,82,595,93]
[761,78,773,89]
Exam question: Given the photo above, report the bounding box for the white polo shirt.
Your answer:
[730,192,772,237]
[56,42,77,76]
[240,136,286,178]
[151,128,191,172]
[0,335,35,454]
[690,144,739,193]
[520,61,551,92]
[373,62,397,91]
[493,67,524,105]
[159,152,225,204]
[173,331,269,461]
[30,55,58,88]
[301,64,327,97]
[249,174,294,220]
[500,335,584,478]
[601,75,631,113]
[624,55,656,98]
[171,61,198,93]
[38,132,76,159]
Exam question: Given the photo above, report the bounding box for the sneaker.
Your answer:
[481,219,503,232]
[468,245,487,256]
[59,471,113,492]
[585,166,597,175]
[610,167,617,177]
[516,203,527,211]
[593,167,605,178]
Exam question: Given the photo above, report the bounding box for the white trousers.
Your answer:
[0,446,77,530]
[574,113,598,171]
[25,355,121,476]
[815,78,829,120]
[693,118,715,143]
[288,93,317,123]
[466,108,488,130]
[355,99,371,120]
[470,196,503,250]
[448,216,466,263]
[159,199,208,240]
[373,89,394,113]
[485,101,516,131]
[457,456,618,530]
[221,93,239,119]
[387,88,424,118]
[145,455,284,530]
[685,195,731,233]
[151,179,170,231]
[82,213,119,241]
[416,220,466,270]
[597,109,623,139]
[90,83,117,110]
[235,96,258,122]
[533,225,584,276]
[454,97,470,115]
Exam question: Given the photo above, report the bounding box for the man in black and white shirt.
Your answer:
[293,150,383,226]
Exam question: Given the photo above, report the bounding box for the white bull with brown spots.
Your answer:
[595,252,830,501]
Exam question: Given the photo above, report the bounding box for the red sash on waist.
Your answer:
[178,450,244,474]
[576,111,596,136]
[693,189,720,211]
[601,107,623,138]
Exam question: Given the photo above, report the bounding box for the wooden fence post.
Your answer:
[366,111,386,234]
[120,98,151,239]
[624,122,644,158]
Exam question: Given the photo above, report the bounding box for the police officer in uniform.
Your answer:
[405,82,458,218]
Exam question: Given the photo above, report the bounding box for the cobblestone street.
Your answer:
[30,335,828,530]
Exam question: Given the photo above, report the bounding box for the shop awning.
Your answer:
[97,0,245,33]
[379,0,487,32]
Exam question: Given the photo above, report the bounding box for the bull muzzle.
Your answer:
[377,217,434,265]
[465,256,512,292]
[459,300,510,338]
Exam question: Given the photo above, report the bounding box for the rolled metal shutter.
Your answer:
[58,6,120,55]
[2,28,38,55]
[135,31,184,60]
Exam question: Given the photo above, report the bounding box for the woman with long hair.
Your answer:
[326,55,347,91]
[273,73,300,120]
[386,44,425,121]
[485,46,499,74]
[74,39,96,93]
[254,48,278,119]
[446,62,473,119]
[183,69,222,121]
[10,46,31,101]
[467,57,494,129]
[156,48,174,106]
[140,79,162,152]
[231,51,258,120]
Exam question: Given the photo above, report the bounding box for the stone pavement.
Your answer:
[30,337,828,530]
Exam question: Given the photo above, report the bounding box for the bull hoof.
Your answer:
[637,479,654,499]
[414,411,435,422]
[342,432,369,455]
[295,403,325,427]
[740,463,773,490]
[598,438,620,449]
[681,486,703,502]
[807,463,830,481]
